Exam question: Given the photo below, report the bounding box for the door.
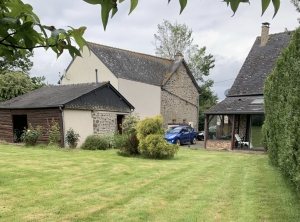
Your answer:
[117,115,124,134]
[12,115,28,142]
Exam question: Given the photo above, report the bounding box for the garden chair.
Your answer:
[234,134,249,148]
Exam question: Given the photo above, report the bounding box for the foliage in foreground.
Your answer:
[137,115,178,158]
[263,27,300,189]
[1,0,280,66]
[81,135,109,150]
[20,124,42,146]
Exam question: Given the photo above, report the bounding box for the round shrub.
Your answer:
[138,134,178,158]
[81,135,109,150]
[136,115,165,141]
[136,115,178,159]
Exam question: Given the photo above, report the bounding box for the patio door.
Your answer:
[250,115,265,149]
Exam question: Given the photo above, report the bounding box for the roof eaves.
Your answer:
[0,105,63,110]
[203,110,264,115]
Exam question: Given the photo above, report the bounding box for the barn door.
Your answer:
[12,115,28,142]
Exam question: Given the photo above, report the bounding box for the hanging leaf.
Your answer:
[179,0,187,14]
[111,7,118,18]
[83,0,102,5]
[101,1,115,30]
[230,0,240,16]
[272,0,280,18]
[129,0,138,15]
[261,0,271,16]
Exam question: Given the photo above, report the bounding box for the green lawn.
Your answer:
[0,145,299,222]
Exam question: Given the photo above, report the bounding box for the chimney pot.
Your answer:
[174,51,183,61]
[260,22,270,46]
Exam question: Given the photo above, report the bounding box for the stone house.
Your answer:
[203,24,291,150]
[0,82,134,147]
[59,42,200,130]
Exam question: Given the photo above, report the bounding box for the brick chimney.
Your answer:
[260,22,270,47]
[174,51,183,60]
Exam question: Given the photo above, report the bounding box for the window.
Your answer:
[208,115,232,140]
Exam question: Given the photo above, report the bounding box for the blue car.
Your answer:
[164,126,197,145]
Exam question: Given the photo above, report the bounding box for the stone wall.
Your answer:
[236,114,247,140]
[206,140,232,151]
[92,111,117,135]
[161,64,199,130]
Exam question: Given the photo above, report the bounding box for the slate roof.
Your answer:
[89,42,173,86]
[0,82,134,110]
[204,96,264,114]
[204,31,291,115]
[88,42,201,93]
[228,32,291,96]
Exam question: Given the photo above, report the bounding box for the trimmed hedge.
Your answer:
[263,28,300,189]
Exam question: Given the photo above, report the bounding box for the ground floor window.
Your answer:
[12,115,27,142]
[208,115,232,140]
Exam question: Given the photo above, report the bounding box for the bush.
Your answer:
[100,133,115,148]
[114,134,128,149]
[121,113,140,135]
[65,128,80,148]
[139,134,178,158]
[20,124,42,146]
[81,135,109,150]
[126,134,139,155]
[47,118,60,146]
[136,115,178,159]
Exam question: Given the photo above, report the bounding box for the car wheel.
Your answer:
[176,138,181,145]
[191,137,196,144]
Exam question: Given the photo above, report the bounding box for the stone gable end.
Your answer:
[161,64,199,130]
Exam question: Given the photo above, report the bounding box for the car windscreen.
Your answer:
[169,128,182,133]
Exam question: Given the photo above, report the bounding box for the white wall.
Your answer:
[118,78,161,119]
[63,109,93,147]
[61,46,118,88]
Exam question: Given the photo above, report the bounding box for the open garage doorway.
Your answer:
[117,115,124,134]
[12,115,27,142]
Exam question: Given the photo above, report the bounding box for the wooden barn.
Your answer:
[0,82,134,147]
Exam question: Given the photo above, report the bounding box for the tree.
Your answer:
[0,50,33,75]
[198,80,218,131]
[0,71,34,102]
[0,0,281,64]
[262,27,300,188]
[0,71,46,102]
[31,76,46,90]
[153,20,217,130]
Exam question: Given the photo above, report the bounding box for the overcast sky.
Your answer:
[26,0,299,101]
